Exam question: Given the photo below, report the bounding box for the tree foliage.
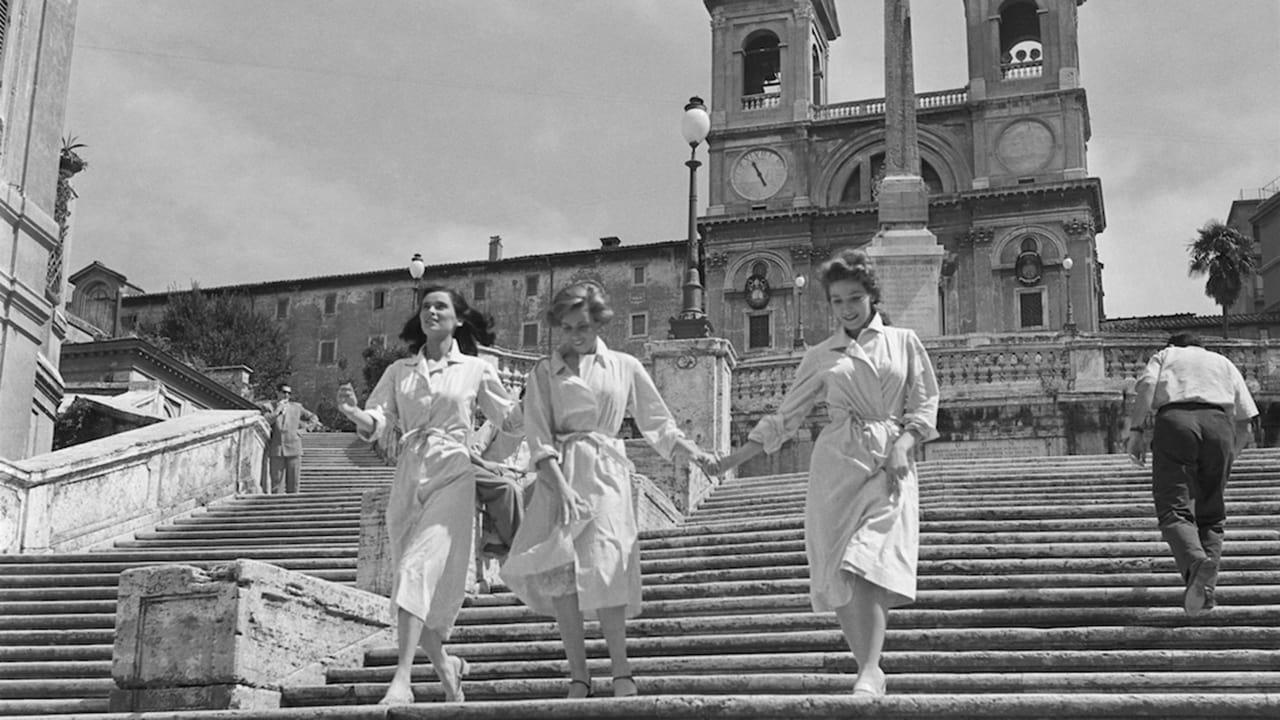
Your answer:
[1188,220,1258,338]
[361,340,412,396]
[135,285,293,398]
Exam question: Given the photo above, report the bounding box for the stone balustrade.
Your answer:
[479,344,538,397]
[812,87,968,121]
[0,410,267,554]
[1001,60,1043,80]
[741,93,782,111]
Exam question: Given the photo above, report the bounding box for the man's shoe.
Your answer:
[1183,557,1219,615]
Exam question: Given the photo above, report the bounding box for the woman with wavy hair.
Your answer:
[338,285,519,705]
[714,249,939,697]
[501,281,717,699]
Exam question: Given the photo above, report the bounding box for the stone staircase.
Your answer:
[2,433,1279,718]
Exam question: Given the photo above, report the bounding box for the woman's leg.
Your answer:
[552,593,592,698]
[597,604,636,696]
[380,608,425,704]
[418,626,465,702]
[834,575,891,693]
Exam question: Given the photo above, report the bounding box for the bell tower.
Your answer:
[703,0,840,215]
[964,0,1090,189]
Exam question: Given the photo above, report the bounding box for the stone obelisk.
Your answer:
[867,0,945,337]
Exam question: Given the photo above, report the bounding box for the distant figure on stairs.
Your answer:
[713,249,940,698]
[1125,333,1258,616]
[337,285,521,706]
[261,383,318,494]
[500,281,718,699]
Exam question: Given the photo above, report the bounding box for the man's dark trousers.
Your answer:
[1150,403,1233,581]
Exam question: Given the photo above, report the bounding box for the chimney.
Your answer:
[488,235,503,262]
[600,236,621,250]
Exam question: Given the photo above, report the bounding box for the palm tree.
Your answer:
[1187,220,1258,338]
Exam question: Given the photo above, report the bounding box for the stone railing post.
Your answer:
[111,559,391,712]
[645,338,736,512]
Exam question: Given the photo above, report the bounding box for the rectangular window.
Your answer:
[632,266,646,285]
[372,290,386,310]
[522,323,539,347]
[368,335,385,348]
[1018,290,1045,329]
[323,293,337,315]
[748,314,771,349]
[318,340,336,365]
[474,280,487,302]
[525,275,540,297]
[630,313,647,337]
[276,298,289,320]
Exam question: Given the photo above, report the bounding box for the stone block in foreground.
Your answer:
[111,558,392,712]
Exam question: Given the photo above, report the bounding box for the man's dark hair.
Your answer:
[1166,333,1204,348]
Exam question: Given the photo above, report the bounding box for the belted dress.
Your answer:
[358,342,519,634]
[501,338,687,620]
[749,314,939,610]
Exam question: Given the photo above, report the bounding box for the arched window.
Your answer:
[811,45,823,104]
[83,283,115,334]
[743,33,781,97]
[999,1,1042,79]
[839,153,947,205]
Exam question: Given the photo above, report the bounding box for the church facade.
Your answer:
[697,0,1104,352]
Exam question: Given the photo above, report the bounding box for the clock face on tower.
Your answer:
[731,148,787,202]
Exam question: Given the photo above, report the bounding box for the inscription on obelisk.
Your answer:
[868,0,945,336]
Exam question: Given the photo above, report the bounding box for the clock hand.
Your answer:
[751,161,768,187]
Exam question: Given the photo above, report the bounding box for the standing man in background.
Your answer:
[264,383,318,494]
[1126,333,1258,616]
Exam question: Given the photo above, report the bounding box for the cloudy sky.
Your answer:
[64,1,1279,319]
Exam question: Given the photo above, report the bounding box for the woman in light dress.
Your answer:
[500,282,717,699]
[338,286,519,705]
[714,249,939,697]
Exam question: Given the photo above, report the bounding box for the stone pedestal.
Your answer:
[644,338,736,511]
[866,227,945,337]
[357,486,394,597]
[111,559,391,712]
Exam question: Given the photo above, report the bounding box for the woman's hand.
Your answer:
[693,451,721,477]
[539,467,592,527]
[336,383,360,416]
[883,434,915,501]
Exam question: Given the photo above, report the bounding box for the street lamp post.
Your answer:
[793,274,807,348]
[408,253,426,308]
[1062,256,1076,335]
[669,96,713,339]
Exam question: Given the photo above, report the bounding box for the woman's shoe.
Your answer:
[441,656,468,703]
[567,678,594,699]
[852,672,886,697]
[612,675,638,698]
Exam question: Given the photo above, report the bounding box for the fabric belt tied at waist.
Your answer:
[399,425,467,459]
[556,431,635,472]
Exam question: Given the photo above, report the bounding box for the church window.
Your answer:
[522,323,539,348]
[323,293,337,315]
[743,33,781,98]
[811,45,823,104]
[318,340,336,365]
[630,313,648,337]
[1017,289,1045,329]
[748,313,772,349]
[999,1,1043,80]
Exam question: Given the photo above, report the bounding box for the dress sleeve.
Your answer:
[902,330,941,443]
[357,363,398,443]
[626,356,685,460]
[748,347,828,455]
[523,359,559,469]
[474,361,524,456]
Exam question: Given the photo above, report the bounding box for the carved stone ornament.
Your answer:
[745,274,771,309]
[809,246,832,261]
[964,227,995,245]
[1015,250,1043,286]
[706,252,730,268]
[675,353,699,370]
[789,245,813,261]
[1063,217,1095,236]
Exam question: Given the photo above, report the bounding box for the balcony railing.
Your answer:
[1000,60,1043,80]
[741,93,782,112]
[811,87,968,122]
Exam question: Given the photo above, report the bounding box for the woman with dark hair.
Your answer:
[713,249,939,697]
[500,281,717,699]
[337,285,518,705]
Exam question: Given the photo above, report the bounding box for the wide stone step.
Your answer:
[0,660,111,679]
[0,677,115,698]
[0,646,111,662]
[0,698,110,716]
